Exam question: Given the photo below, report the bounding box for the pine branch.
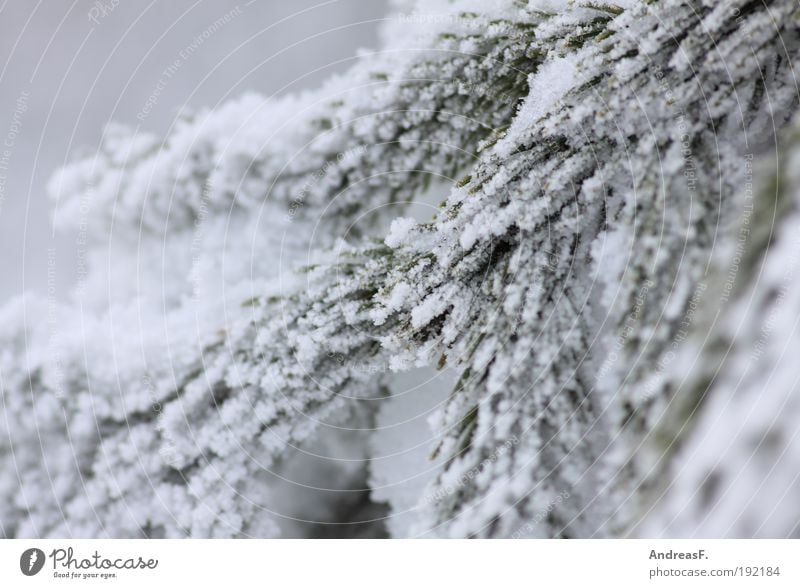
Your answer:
[634,115,800,537]
[50,7,563,242]
[3,0,799,540]
[0,247,395,537]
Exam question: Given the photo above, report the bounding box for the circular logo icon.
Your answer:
[20,548,45,576]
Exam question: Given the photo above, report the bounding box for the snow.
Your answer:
[3,0,800,539]
[385,217,417,248]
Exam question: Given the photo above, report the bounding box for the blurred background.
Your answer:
[0,0,387,303]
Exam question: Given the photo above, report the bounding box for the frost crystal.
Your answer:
[2,0,800,538]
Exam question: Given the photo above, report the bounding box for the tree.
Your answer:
[639,115,800,538]
[1,0,799,538]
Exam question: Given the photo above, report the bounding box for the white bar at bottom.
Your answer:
[1,539,796,587]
